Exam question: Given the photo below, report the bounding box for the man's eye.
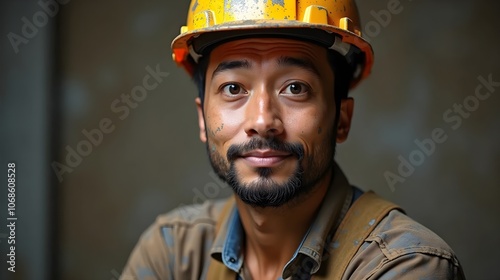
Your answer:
[283,83,308,95]
[222,83,245,95]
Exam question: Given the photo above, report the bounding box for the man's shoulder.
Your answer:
[133,198,229,249]
[345,207,465,279]
[121,198,231,279]
[368,209,459,262]
[346,189,457,260]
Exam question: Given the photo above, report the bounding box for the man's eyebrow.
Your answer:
[277,56,321,77]
[211,60,251,80]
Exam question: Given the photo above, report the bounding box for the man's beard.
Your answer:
[207,135,336,208]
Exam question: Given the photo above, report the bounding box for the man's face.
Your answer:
[195,37,353,207]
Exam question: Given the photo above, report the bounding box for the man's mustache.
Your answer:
[227,137,304,162]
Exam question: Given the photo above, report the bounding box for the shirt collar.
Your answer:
[210,163,353,278]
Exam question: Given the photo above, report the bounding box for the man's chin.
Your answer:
[257,167,272,178]
[234,159,300,181]
[228,172,303,208]
[237,171,298,187]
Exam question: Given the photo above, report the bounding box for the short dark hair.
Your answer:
[192,48,353,117]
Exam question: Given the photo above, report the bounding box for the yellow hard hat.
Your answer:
[171,0,374,88]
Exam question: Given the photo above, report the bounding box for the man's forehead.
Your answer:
[210,56,322,81]
[206,37,329,77]
[208,37,326,63]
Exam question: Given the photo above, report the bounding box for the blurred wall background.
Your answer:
[1,0,499,279]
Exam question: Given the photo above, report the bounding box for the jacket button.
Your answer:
[229,257,236,263]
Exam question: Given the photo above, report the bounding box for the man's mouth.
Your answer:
[239,149,292,167]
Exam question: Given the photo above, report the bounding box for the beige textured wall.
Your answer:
[54,0,499,279]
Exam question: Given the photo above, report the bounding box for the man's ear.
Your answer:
[195,97,207,143]
[336,97,354,143]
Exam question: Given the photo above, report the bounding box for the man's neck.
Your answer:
[235,170,333,280]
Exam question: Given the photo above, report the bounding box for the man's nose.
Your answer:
[243,89,284,138]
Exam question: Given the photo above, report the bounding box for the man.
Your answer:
[122,0,465,279]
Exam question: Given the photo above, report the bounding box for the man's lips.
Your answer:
[238,149,292,167]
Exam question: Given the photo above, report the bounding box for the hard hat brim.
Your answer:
[171,20,373,88]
